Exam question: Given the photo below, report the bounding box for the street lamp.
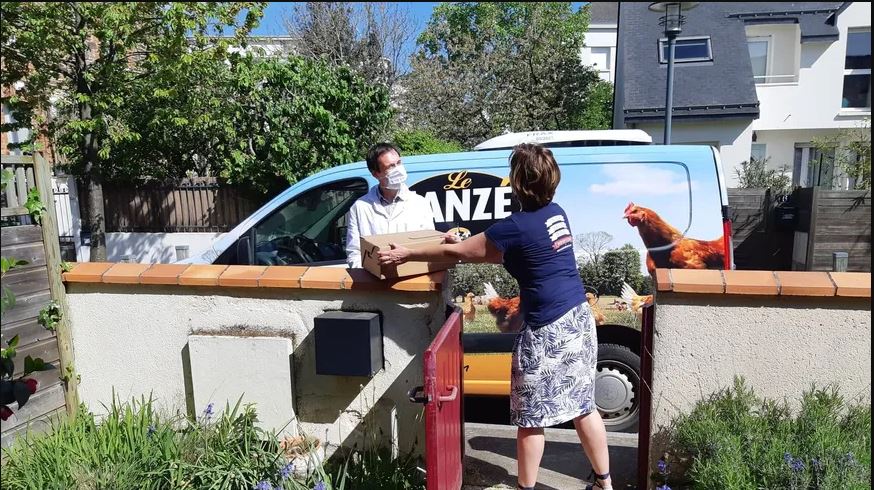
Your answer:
[648,2,698,145]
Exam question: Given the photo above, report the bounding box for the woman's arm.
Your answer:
[377,232,503,266]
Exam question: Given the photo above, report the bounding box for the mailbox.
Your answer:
[774,204,798,231]
[314,311,383,376]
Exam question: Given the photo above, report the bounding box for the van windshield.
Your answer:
[252,179,368,265]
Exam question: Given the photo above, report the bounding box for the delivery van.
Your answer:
[184,130,733,432]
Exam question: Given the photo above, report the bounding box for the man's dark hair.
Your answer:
[366,142,401,173]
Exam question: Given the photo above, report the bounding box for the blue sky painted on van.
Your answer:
[554,161,724,273]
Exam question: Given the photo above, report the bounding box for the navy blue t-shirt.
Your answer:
[484,202,586,326]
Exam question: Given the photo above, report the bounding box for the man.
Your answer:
[345,142,453,268]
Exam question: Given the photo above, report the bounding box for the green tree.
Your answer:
[115,55,391,194]
[401,2,608,148]
[0,2,264,260]
[393,129,463,156]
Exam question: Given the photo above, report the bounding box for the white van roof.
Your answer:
[474,129,653,151]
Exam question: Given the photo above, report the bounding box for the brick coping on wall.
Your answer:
[654,269,871,297]
[61,263,446,292]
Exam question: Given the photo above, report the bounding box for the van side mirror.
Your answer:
[236,235,252,265]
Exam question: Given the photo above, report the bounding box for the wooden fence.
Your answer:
[793,188,871,272]
[1,154,77,448]
[727,187,871,272]
[89,177,269,233]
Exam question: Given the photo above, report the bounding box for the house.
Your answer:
[581,2,619,83]
[613,2,870,189]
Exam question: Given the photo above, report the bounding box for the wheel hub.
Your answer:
[595,365,635,418]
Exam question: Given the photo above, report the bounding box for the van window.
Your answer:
[252,178,368,265]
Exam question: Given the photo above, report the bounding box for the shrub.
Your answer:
[1,396,426,490]
[393,130,464,156]
[655,377,871,490]
[450,263,518,299]
[735,157,792,195]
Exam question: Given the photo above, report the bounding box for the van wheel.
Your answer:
[596,343,640,433]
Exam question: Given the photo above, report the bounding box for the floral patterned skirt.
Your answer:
[510,302,598,428]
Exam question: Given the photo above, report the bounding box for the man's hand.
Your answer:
[442,232,462,244]
[377,243,411,266]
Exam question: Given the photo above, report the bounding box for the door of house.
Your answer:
[409,307,464,490]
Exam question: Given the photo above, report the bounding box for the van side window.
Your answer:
[252,179,368,265]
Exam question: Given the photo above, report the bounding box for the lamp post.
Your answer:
[649,2,698,145]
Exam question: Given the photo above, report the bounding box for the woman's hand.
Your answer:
[377,243,412,266]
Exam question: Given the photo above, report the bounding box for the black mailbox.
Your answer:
[314,311,383,377]
[774,204,798,231]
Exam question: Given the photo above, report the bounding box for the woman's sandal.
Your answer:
[518,485,535,490]
[585,469,612,490]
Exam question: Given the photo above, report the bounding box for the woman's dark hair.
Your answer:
[509,143,561,211]
[365,142,401,173]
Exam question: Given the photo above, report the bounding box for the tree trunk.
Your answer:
[86,175,106,261]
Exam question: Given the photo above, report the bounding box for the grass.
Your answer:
[655,377,871,490]
[459,296,640,334]
[1,396,425,490]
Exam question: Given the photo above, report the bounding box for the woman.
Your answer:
[378,143,612,490]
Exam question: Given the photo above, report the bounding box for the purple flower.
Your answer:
[279,461,295,480]
[656,485,672,490]
[657,459,668,475]
[147,424,156,438]
[790,458,805,473]
[254,481,273,490]
[313,481,327,490]
[784,452,793,465]
[202,402,215,420]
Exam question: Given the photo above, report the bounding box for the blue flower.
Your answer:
[313,481,327,490]
[790,458,805,473]
[656,485,672,490]
[844,452,857,466]
[147,424,156,438]
[202,402,215,420]
[811,458,822,472]
[784,452,793,464]
[254,481,273,490]
[657,459,668,474]
[279,461,295,480]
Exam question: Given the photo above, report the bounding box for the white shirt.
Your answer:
[345,184,436,268]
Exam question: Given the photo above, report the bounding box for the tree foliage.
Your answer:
[0,2,265,260]
[401,2,609,148]
[812,118,871,190]
[393,130,463,156]
[115,55,391,193]
[283,2,414,92]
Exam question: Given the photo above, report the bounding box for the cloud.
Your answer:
[588,165,698,196]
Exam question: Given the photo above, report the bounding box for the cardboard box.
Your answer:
[360,230,456,279]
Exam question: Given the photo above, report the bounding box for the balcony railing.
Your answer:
[754,74,799,84]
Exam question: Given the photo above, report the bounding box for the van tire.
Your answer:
[596,343,640,433]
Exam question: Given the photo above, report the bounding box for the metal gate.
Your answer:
[409,307,464,490]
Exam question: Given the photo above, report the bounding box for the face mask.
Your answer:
[385,165,407,190]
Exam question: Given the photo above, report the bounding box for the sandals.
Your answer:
[519,469,611,490]
[585,470,612,490]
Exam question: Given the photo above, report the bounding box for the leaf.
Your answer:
[13,380,32,407]
[7,335,19,349]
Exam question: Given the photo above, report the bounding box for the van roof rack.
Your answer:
[473,129,653,151]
